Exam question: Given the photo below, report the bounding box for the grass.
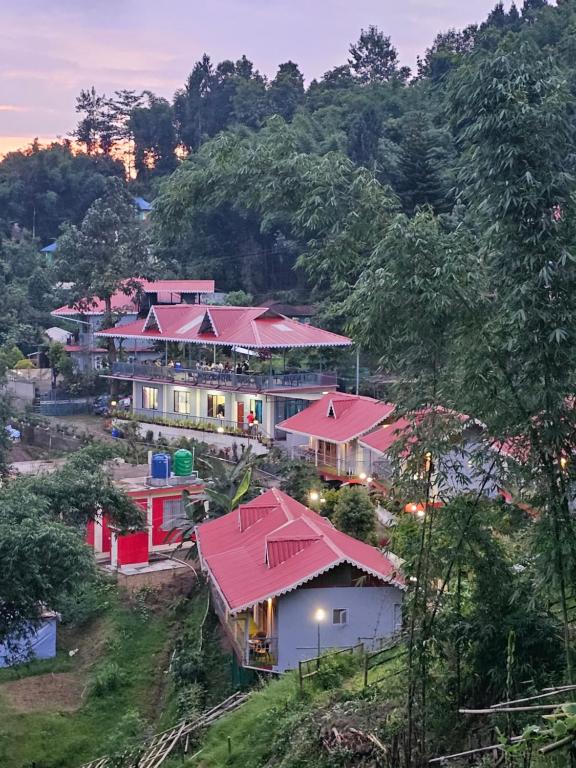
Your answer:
[188,646,408,768]
[0,591,175,768]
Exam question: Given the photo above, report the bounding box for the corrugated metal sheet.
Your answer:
[95,305,352,349]
[196,489,404,613]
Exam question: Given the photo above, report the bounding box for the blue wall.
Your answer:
[276,585,402,671]
[0,618,57,668]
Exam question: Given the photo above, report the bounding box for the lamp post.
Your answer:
[314,608,326,667]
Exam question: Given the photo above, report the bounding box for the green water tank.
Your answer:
[173,448,194,476]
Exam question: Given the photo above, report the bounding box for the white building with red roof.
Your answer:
[93,305,352,442]
[51,280,216,372]
[277,392,395,479]
[196,488,404,672]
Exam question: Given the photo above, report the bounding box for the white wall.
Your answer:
[275,585,403,671]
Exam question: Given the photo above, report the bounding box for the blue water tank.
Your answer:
[111,427,122,439]
[151,453,171,479]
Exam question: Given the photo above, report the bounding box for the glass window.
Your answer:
[207,394,225,418]
[174,390,192,414]
[332,609,347,625]
[162,498,187,530]
[142,386,158,410]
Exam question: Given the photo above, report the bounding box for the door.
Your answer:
[237,401,245,427]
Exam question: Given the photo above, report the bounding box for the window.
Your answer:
[332,608,347,625]
[162,498,187,530]
[249,399,263,423]
[207,394,225,418]
[142,386,158,410]
[174,390,192,415]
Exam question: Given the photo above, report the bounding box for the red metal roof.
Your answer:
[51,280,215,317]
[196,488,403,613]
[94,305,352,350]
[277,393,395,444]
[359,408,471,456]
[358,417,412,455]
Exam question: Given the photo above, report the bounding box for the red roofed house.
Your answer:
[358,411,504,500]
[196,488,404,672]
[94,305,352,442]
[277,392,395,479]
[51,280,216,372]
[86,458,205,575]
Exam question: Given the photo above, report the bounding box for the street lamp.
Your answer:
[314,607,326,665]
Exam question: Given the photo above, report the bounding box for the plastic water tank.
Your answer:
[151,452,171,480]
[111,427,122,439]
[173,448,193,476]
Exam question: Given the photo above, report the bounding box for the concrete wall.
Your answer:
[5,378,36,409]
[114,418,269,455]
[275,585,403,671]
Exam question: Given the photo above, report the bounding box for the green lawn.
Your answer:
[0,595,175,768]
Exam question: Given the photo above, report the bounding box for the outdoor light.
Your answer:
[110,400,117,408]
[314,608,326,664]
[416,509,426,519]
[410,503,418,513]
[359,472,367,481]
[320,497,326,504]
[309,490,320,502]
[314,608,326,623]
[367,477,373,484]
[561,457,568,469]
[217,426,224,434]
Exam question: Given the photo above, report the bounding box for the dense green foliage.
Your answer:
[0,445,144,642]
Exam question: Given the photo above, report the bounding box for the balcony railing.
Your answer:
[287,445,393,479]
[247,636,278,667]
[108,362,336,392]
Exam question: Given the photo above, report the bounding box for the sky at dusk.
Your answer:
[0,0,512,156]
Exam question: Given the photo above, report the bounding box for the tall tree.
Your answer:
[348,26,410,83]
[130,95,178,179]
[56,178,155,365]
[72,87,111,155]
[268,61,305,120]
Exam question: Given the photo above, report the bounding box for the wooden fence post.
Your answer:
[364,653,369,688]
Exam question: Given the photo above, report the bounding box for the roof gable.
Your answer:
[278,393,396,444]
[143,306,162,332]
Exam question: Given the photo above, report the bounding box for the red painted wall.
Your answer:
[102,516,112,553]
[151,495,184,546]
[86,519,95,547]
[117,531,149,566]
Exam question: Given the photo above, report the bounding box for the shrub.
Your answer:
[14,358,35,369]
[89,661,125,696]
[313,651,359,690]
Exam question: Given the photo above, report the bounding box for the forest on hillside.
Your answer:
[0,0,562,326]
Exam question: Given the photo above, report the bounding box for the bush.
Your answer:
[14,358,35,369]
[313,651,359,690]
[89,661,126,697]
[58,577,114,627]
[333,486,376,542]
